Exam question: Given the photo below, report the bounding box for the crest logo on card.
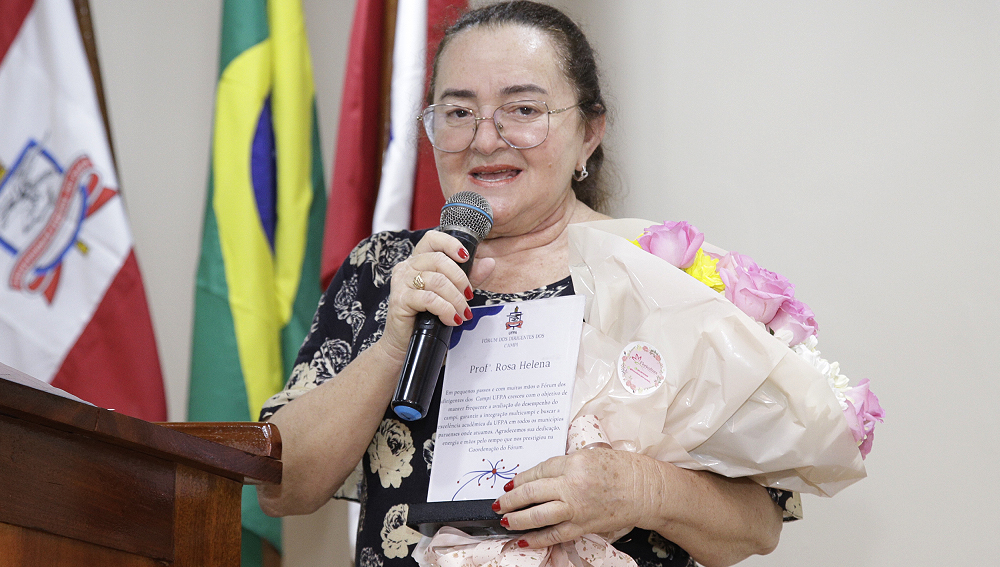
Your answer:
[505,305,524,332]
[0,140,118,304]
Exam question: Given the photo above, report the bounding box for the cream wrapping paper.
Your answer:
[568,219,865,497]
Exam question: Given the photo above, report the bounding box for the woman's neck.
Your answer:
[475,196,609,293]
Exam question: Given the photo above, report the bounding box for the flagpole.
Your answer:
[378,0,398,171]
[72,0,119,177]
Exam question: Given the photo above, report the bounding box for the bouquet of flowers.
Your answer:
[568,218,882,496]
[413,219,883,567]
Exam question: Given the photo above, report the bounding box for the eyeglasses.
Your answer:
[417,100,580,153]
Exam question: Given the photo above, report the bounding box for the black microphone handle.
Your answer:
[391,229,480,421]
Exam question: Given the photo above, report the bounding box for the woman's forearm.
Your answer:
[640,461,783,567]
[257,339,407,516]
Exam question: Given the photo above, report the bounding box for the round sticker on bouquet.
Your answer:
[618,341,666,395]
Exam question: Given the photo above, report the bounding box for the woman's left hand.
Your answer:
[495,448,783,567]
[494,448,658,548]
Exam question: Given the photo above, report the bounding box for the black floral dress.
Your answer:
[261,229,800,567]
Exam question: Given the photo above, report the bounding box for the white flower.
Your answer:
[792,335,850,409]
[359,547,383,567]
[350,240,373,268]
[286,362,318,390]
[423,433,436,472]
[375,297,389,326]
[351,233,414,286]
[771,326,794,347]
[302,299,323,348]
[647,531,682,560]
[368,419,415,488]
[381,504,422,559]
[358,298,390,354]
[260,362,319,420]
[335,274,367,340]
[314,338,352,377]
[360,331,381,354]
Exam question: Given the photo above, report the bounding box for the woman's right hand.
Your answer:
[379,231,496,362]
[260,231,494,517]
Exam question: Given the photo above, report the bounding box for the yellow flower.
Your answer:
[628,237,642,248]
[684,249,725,292]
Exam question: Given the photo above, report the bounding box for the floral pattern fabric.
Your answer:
[260,229,799,567]
[369,419,416,489]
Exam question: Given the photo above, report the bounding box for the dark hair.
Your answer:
[428,1,612,213]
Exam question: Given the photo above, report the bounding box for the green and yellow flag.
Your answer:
[188,0,326,563]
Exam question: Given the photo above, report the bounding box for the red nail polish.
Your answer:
[454,314,463,325]
[464,307,473,320]
[458,247,469,260]
[500,517,509,528]
[492,500,501,512]
[504,480,514,492]
[517,540,529,548]
[465,286,474,300]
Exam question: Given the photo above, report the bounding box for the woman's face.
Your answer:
[431,25,603,237]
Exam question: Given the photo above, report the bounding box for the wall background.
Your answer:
[87,1,1000,565]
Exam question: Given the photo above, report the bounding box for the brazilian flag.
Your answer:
[188,0,326,564]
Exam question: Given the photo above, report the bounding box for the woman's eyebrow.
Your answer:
[439,84,549,101]
[440,88,477,100]
[499,84,548,97]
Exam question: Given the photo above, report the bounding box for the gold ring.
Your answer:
[412,272,426,290]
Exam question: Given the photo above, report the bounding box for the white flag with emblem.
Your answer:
[0,0,165,420]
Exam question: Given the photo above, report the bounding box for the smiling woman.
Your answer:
[255,3,787,567]
[427,22,604,247]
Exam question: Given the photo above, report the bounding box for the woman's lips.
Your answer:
[470,167,521,183]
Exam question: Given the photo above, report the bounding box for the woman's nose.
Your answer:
[469,116,508,154]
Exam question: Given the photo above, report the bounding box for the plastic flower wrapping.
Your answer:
[570,219,882,494]
[414,218,882,567]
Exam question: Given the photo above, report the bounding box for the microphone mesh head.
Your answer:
[440,191,493,242]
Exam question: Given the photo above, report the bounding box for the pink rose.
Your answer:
[715,252,795,325]
[638,221,705,269]
[769,297,819,346]
[842,379,884,459]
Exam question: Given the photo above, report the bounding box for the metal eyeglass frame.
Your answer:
[417,100,581,153]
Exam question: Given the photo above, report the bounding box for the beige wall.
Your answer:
[89,0,1000,565]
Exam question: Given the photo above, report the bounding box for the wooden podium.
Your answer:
[0,377,282,566]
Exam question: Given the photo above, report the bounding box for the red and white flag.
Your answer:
[321,0,466,288]
[0,0,166,421]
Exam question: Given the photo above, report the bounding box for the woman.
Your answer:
[257,3,789,567]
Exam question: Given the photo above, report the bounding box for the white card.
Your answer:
[427,294,585,502]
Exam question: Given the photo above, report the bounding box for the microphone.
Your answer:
[391,191,494,421]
